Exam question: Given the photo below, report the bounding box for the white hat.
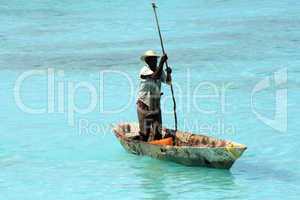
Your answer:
[140,50,160,61]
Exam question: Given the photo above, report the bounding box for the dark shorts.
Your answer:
[137,100,162,142]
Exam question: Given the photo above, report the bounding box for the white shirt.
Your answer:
[137,65,168,110]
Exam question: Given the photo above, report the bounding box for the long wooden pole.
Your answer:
[152,3,178,132]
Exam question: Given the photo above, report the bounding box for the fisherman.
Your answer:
[136,50,172,142]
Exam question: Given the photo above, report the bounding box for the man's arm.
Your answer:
[151,54,168,79]
[166,67,172,84]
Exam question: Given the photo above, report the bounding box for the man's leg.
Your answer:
[137,107,151,141]
[152,109,163,140]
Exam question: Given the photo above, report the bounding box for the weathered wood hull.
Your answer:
[113,123,247,169]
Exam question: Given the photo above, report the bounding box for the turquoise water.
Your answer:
[1,0,300,199]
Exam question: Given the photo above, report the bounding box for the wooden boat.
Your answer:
[113,123,247,169]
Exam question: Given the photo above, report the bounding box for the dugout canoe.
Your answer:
[113,123,247,169]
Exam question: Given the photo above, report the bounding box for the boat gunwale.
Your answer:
[113,126,247,150]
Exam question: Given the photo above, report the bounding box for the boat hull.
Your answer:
[113,123,247,169]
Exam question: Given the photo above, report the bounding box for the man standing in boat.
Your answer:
[136,50,172,142]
